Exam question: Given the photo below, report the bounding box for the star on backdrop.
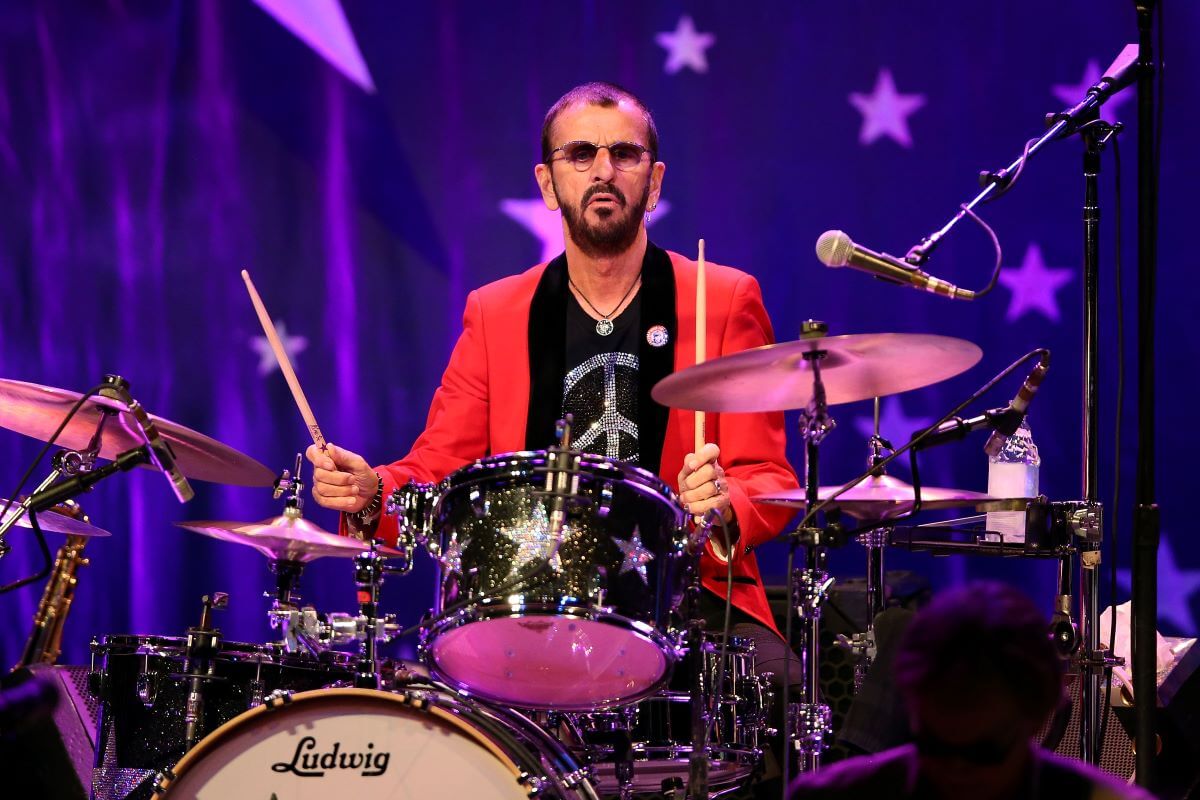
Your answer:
[501,198,672,263]
[854,396,934,449]
[848,68,927,148]
[249,321,308,376]
[613,528,655,585]
[1052,59,1133,125]
[655,15,716,75]
[251,0,375,92]
[998,243,1074,323]
[1118,533,1200,635]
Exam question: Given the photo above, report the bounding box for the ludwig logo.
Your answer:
[271,736,390,777]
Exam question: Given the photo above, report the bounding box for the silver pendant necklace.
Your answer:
[569,270,642,336]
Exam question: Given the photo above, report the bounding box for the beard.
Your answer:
[554,177,651,258]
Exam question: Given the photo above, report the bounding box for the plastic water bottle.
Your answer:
[985,419,1040,543]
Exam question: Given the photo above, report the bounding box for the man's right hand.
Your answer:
[305,443,379,513]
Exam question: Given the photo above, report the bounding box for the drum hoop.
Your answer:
[424,602,684,654]
[444,450,681,508]
[154,687,525,794]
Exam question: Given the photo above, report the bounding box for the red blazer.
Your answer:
[369,249,798,633]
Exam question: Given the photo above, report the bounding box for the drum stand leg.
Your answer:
[836,529,887,690]
[790,558,833,773]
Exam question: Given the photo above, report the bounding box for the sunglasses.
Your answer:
[548,141,652,171]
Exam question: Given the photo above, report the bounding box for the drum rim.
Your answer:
[443,449,682,511]
[154,687,526,795]
[92,633,357,666]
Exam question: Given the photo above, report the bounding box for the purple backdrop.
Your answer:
[1,1,1196,666]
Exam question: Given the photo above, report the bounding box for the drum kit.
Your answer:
[3,326,1075,800]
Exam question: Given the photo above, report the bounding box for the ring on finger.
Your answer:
[713,477,725,495]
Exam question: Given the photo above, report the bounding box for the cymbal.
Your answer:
[0,379,275,486]
[0,501,112,537]
[652,333,982,412]
[751,474,1001,519]
[177,515,403,562]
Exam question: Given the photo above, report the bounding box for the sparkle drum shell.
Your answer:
[154,687,598,799]
[90,633,354,797]
[405,451,690,710]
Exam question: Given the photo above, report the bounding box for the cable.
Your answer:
[0,382,105,524]
[0,513,51,595]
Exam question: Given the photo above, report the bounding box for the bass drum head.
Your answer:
[157,688,589,799]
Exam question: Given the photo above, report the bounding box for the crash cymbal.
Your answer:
[0,379,275,486]
[651,333,982,412]
[751,474,1002,519]
[177,515,403,562]
[0,500,112,537]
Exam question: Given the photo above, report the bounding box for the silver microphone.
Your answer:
[815,230,976,301]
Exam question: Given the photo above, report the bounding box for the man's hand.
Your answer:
[305,443,379,513]
[677,442,734,524]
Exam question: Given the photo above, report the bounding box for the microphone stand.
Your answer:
[893,47,1143,765]
[1131,1,1160,786]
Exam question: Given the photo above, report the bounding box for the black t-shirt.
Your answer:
[562,290,641,464]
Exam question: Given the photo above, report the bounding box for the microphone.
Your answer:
[815,231,976,301]
[1096,43,1140,100]
[100,376,195,503]
[983,352,1051,458]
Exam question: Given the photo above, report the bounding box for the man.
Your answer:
[790,581,1156,800]
[308,81,798,669]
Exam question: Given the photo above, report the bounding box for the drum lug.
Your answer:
[597,482,614,518]
[136,671,159,707]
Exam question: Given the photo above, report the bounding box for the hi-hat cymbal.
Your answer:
[0,501,112,537]
[751,474,1001,519]
[177,515,403,562]
[652,333,982,412]
[0,379,275,486]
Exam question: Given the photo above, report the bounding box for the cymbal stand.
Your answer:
[0,392,113,555]
[789,321,836,774]
[840,405,891,687]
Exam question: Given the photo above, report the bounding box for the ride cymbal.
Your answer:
[652,333,982,412]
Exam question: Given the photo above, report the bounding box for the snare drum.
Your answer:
[154,687,598,799]
[90,634,354,800]
[400,451,689,710]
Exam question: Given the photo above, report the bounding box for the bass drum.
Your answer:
[154,687,598,799]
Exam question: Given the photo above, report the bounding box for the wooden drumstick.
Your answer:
[241,269,327,451]
[695,239,706,454]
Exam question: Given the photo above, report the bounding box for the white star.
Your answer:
[1117,534,1200,635]
[655,15,716,75]
[849,69,927,148]
[250,321,309,377]
[1052,60,1133,125]
[252,0,375,93]
[854,397,934,449]
[440,535,470,576]
[998,243,1074,323]
[502,502,576,576]
[613,527,655,585]
[500,198,671,264]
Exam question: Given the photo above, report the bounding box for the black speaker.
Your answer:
[0,665,97,800]
[1039,672,1136,781]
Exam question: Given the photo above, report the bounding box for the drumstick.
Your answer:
[241,269,327,451]
[695,239,706,454]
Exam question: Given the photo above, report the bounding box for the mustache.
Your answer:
[582,183,626,206]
